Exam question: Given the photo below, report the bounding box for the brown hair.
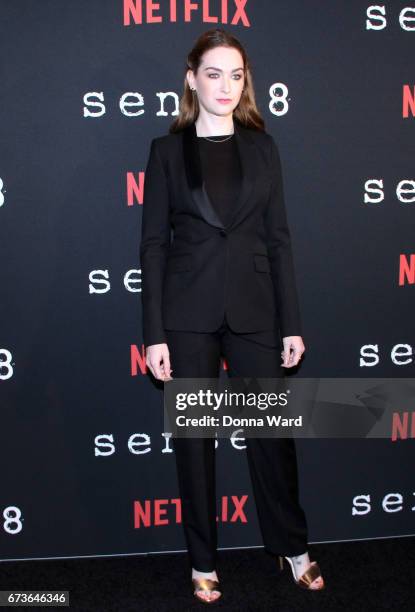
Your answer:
[169,28,265,133]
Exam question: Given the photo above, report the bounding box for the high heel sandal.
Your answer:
[192,577,222,604]
[278,555,325,590]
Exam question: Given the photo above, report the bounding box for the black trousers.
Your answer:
[166,314,308,572]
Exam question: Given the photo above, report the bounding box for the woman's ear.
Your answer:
[186,69,194,90]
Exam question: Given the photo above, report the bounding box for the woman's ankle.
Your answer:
[192,567,218,580]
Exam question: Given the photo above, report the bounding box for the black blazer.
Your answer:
[140,119,302,348]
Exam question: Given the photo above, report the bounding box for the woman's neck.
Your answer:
[195,117,234,137]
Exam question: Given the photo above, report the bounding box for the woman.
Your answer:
[140,28,325,604]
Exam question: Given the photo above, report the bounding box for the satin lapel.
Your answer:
[230,121,256,229]
[182,120,256,230]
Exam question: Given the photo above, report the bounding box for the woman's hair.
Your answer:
[169,28,265,133]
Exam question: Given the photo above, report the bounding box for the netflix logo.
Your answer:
[123,0,250,26]
[134,495,248,527]
[403,85,415,118]
[392,411,415,441]
[399,254,415,286]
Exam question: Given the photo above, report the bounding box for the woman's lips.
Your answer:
[217,99,232,104]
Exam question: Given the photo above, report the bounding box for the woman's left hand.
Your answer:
[281,336,305,368]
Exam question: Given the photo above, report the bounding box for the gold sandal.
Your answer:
[278,555,325,590]
[192,577,222,604]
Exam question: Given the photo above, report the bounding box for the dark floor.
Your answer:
[1,537,414,611]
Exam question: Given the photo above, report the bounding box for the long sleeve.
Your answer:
[139,138,171,347]
[264,134,303,338]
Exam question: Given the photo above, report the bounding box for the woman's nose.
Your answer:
[220,78,231,93]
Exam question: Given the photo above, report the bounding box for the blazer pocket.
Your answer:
[253,254,271,273]
[167,253,191,272]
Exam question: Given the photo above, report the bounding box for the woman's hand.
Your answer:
[145,343,173,381]
[281,336,305,368]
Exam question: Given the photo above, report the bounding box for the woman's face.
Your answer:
[187,46,245,118]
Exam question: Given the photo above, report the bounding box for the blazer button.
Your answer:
[219,229,227,237]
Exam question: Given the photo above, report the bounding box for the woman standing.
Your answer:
[140,28,325,604]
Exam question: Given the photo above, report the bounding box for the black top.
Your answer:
[197,134,241,227]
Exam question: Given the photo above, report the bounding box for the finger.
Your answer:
[163,352,172,378]
[146,351,158,379]
[152,358,165,381]
[158,355,174,381]
[158,362,172,381]
[281,349,291,368]
[290,347,303,366]
[146,362,156,378]
[283,345,299,368]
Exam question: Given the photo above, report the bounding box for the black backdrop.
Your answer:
[1,1,414,562]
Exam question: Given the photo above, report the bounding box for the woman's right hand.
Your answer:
[145,343,173,381]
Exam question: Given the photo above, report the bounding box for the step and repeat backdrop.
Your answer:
[1,1,414,562]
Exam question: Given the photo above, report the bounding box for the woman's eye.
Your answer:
[207,73,242,80]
